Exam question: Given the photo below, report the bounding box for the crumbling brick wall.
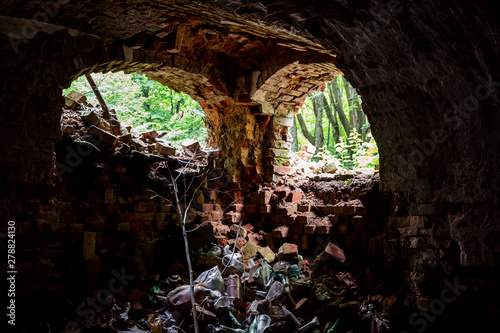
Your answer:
[1,1,500,331]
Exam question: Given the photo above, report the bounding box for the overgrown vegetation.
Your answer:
[64,72,378,170]
[294,75,379,169]
[63,72,207,146]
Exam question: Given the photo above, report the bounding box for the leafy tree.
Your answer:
[293,75,379,169]
[63,72,207,146]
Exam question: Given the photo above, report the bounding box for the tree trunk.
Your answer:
[322,91,340,144]
[330,78,352,137]
[296,113,315,146]
[342,76,365,139]
[312,94,324,151]
[85,74,111,120]
[291,116,299,152]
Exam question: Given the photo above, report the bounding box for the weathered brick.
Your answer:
[296,214,309,225]
[325,205,335,214]
[259,205,272,214]
[316,225,332,234]
[298,205,311,212]
[304,225,316,234]
[135,202,156,212]
[271,226,289,238]
[259,190,273,204]
[342,205,356,215]
[117,223,131,231]
[278,243,298,260]
[337,225,347,234]
[68,224,84,233]
[245,204,258,214]
[286,191,302,203]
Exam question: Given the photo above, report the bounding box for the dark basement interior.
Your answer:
[1,1,500,333]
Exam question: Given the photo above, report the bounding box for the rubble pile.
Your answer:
[73,234,396,333]
[60,90,213,176]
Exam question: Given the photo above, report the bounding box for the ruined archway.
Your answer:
[1,1,500,332]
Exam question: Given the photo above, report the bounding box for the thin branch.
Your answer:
[166,167,199,333]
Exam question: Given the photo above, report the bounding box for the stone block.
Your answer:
[156,141,176,156]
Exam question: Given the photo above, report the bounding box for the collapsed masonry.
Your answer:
[56,90,398,332]
[2,1,500,332]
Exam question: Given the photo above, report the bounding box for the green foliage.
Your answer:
[63,72,206,146]
[295,75,379,170]
[334,130,379,169]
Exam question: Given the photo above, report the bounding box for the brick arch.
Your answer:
[251,51,342,115]
[69,44,234,113]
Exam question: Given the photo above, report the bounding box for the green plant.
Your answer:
[63,71,207,146]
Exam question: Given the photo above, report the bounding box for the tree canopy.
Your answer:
[63,72,207,146]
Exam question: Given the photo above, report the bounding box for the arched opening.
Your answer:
[292,75,379,172]
[1,2,499,333]
[62,71,208,145]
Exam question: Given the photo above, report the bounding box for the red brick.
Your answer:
[259,205,272,214]
[298,205,311,212]
[245,204,258,214]
[278,243,298,260]
[355,206,367,216]
[329,215,339,224]
[300,235,308,250]
[242,223,255,233]
[68,224,84,233]
[325,243,346,263]
[61,212,77,224]
[202,203,214,213]
[271,226,289,238]
[215,235,228,247]
[259,190,273,204]
[316,225,332,234]
[291,225,303,234]
[286,191,302,203]
[273,165,295,175]
[325,205,335,214]
[296,214,310,225]
[342,205,356,215]
[304,225,316,234]
[117,223,131,231]
[230,204,245,213]
[133,202,150,212]
[265,233,276,251]
[157,222,169,230]
[333,205,343,215]
[130,223,143,231]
